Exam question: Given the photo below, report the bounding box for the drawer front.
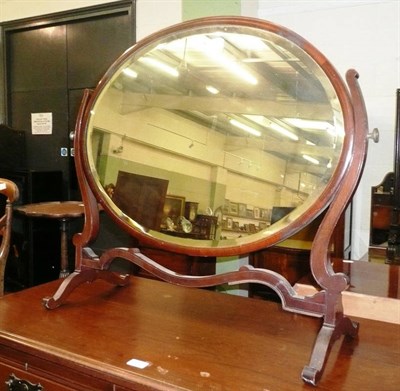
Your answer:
[0,344,117,391]
[0,361,74,391]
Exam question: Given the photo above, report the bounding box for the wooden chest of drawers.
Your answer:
[0,277,398,390]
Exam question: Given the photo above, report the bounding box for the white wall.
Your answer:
[0,0,182,40]
[0,0,120,21]
[1,0,398,259]
[257,0,400,259]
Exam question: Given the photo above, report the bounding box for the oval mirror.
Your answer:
[80,17,352,256]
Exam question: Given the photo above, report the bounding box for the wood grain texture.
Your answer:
[0,277,399,390]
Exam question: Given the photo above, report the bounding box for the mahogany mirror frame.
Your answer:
[43,16,370,386]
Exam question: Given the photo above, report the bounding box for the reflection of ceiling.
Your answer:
[112,31,342,177]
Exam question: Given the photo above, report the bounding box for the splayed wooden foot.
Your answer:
[43,269,129,309]
[302,316,359,385]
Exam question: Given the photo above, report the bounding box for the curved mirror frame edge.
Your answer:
[79,16,354,256]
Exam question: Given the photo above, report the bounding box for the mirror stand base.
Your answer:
[42,268,129,310]
[42,246,359,386]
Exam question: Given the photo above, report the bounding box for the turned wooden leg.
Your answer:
[59,218,70,278]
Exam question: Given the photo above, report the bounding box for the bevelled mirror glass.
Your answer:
[82,18,349,255]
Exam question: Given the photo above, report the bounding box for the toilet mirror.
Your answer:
[79,17,352,255]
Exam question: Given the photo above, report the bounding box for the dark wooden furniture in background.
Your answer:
[0,278,398,391]
[250,210,347,298]
[0,2,138,290]
[137,246,216,281]
[250,243,313,300]
[387,88,400,263]
[370,172,395,248]
[0,124,25,169]
[161,215,218,240]
[15,201,86,278]
[0,124,66,290]
[0,169,63,291]
[1,1,136,200]
[0,178,19,296]
[369,89,400,264]
[192,214,218,240]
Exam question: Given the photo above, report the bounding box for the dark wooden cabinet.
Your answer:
[249,243,312,299]
[386,89,400,263]
[369,90,400,263]
[370,172,395,247]
[251,244,311,282]
[139,246,215,278]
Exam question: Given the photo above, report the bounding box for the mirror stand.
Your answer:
[43,69,368,385]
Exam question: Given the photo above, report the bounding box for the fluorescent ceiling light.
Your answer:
[215,55,258,85]
[230,118,261,137]
[122,68,138,78]
[244,115,298,141]
[201,38,258,85]
[158,35,257,85]
[284,118,335,132]
[302,154,320,165]
[206,85,219,94]
[230,35,267,51]
[269,122,299,141]
[138,57,179,77]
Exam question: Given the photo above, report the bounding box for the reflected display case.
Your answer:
[43,16,373,385]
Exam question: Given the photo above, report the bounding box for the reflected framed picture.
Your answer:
[238,203,247,217]
[185,201,199,221]
[260,208,271,221]
[223,199,230,214]
[163,195,185,225]
[228,202,238,216]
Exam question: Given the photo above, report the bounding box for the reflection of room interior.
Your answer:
[86,22,345,257]
[91,96,331,241]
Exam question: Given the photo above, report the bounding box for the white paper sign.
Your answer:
[126,358,151,369]
[31,112,52,135]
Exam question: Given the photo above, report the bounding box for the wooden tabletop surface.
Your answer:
[14,200,86,219]
[0,277,399,390]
